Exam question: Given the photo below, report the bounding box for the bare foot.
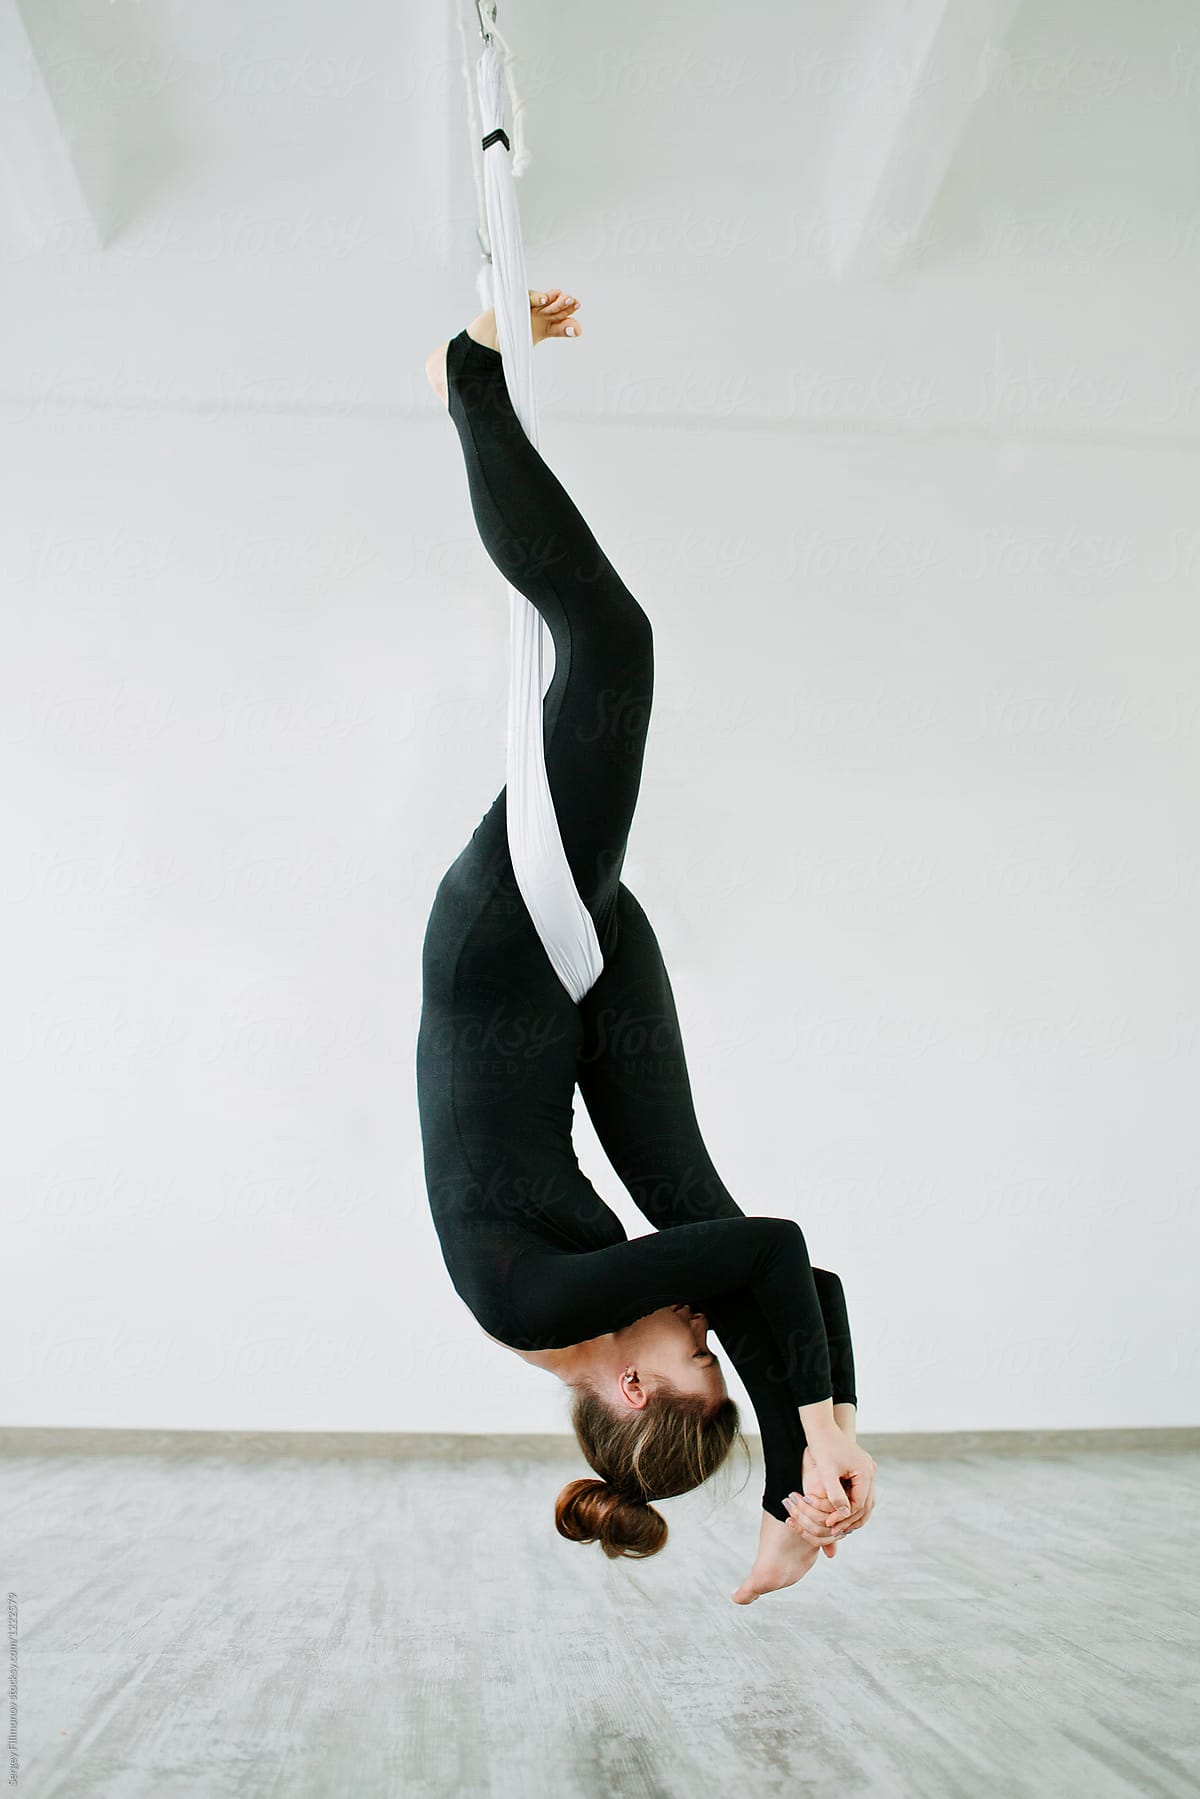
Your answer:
[424,288,582,408]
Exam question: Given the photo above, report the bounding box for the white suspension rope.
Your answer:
[459,15,604,1005]
[456,2,532,267]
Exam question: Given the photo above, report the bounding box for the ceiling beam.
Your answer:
[0,0,100,251]
[824,0,1020,279]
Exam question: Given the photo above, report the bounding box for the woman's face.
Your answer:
[641,1302,726,1402]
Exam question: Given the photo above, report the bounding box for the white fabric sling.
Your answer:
[465,31,606,1005]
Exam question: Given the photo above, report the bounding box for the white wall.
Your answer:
[2,0,1197,1434]
[4,397,1195,1434]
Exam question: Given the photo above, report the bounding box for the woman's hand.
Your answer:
[731,1510,821,1605]
[784,1439,877,1551]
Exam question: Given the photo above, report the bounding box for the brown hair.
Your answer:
[555,1381,742,1559]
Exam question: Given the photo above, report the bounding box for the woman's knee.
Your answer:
[611,599,654,677]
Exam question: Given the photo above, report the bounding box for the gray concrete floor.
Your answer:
[3,1431,1197,1798]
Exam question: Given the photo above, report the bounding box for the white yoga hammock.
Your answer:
[456,1,605,1006]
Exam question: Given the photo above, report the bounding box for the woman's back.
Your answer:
[417,785,630,1341]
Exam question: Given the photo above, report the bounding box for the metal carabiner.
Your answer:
[475,0,497,42]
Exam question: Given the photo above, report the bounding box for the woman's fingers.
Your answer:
[814,1444,876,1529]
[846,1461,877,1521]
[845,1467,874,1511]
[782,1494,840,1543]
[826,1466,878,1539]
[786,1448,880,1549]
[847,1459,875,1501]
[785,1478,872,1545]
[817,1462,853,1517]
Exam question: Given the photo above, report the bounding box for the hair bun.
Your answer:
[555,1476,668,1560]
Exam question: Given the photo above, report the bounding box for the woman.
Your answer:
[417,290,877,1603]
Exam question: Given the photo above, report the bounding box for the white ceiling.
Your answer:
[2,0,1198,443]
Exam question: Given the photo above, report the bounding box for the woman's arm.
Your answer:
[571,1077,859,1518]
[689,1273,856,1519]
[697,1283,817,1520]
[813,1269,857,1414]
[571,883,859,1520]
[509,1214,834,1403]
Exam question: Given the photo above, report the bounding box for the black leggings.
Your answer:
[433,326,733,1224]
[444,326,655,954]
[418,331,856,1444]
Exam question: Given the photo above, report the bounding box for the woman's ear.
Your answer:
[619,1366,649,1410]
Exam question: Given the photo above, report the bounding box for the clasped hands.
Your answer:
[785,1434,877,1551]
[731,1429,877,1606]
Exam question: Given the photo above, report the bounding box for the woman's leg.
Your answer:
[443,325,654,951]
[576,882,858,1405]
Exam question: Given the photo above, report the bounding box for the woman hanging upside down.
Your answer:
[416,289,876,1604]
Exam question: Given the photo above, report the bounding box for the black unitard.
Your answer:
[415,328,857,1521]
